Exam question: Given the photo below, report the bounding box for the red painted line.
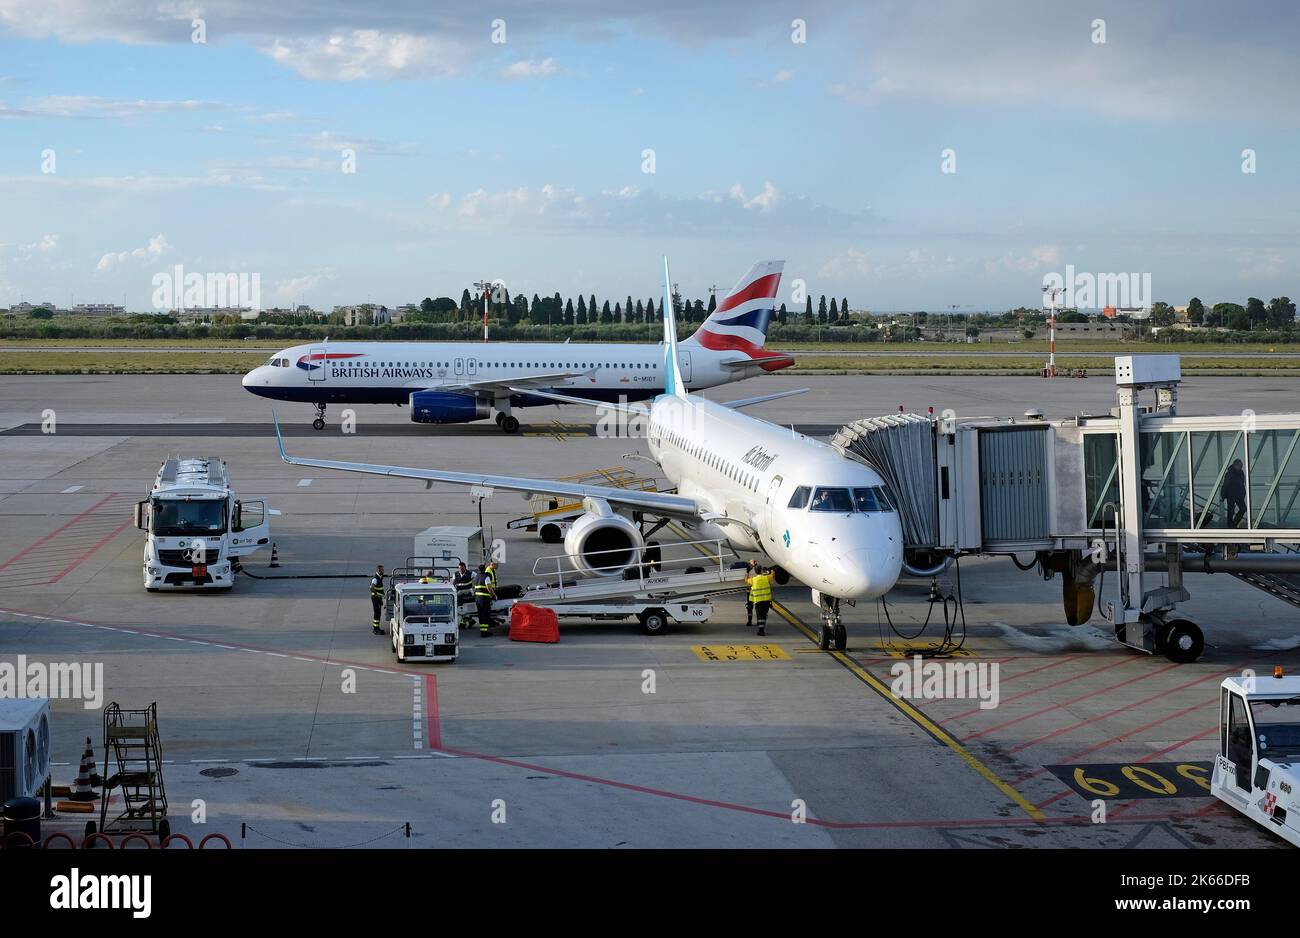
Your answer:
[950,656,1135,721]
[49,518,133,583]
[997,653,1087,683]
[1137,725,1218,763]
[425,675,441,750]
[1029,693,1228,806]
[1003,666,1216,754]
[0,493,118,573]
[967,660,1183,740]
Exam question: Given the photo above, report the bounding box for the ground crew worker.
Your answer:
[485,559,500,590]
[419,568,434,584]
[743,559,760,627]
[369,565,386,635]
[473,563,496,635]
[746,565,773,636]
[453,561,474,628]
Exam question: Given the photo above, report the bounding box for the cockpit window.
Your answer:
[809,487,853,512]
[853,487,895,512]
[787,486,811,510]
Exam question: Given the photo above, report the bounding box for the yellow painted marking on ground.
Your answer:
[770,600,1045,822]
[692,643,791,662]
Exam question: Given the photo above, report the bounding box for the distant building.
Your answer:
[12,300,58,314]
[71,303,127,317]
[335,304,394,325]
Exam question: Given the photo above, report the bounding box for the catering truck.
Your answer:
[1211,669,1300,847]
[132,456,271,591]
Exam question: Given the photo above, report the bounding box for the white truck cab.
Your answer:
[133,456,271,591]
[389,577,460,663]
[1211,671,1300,847]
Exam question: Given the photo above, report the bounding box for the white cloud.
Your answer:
[264,31,467,81]
[10,96,242,120]
[274,272,334,301]
[984,245,1062,276]
[95,234,170,272]
[501,58,560,80]
[754,68,793,89]
[422,180,856,235]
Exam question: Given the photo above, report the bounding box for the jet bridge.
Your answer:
[832,355,1300,662]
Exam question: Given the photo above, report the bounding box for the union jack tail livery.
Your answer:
[683,261,788,371]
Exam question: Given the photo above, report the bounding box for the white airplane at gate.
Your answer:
[273,258,902,645]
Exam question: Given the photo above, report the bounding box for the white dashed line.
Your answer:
[60,485,84,494]
[297,478,313,487]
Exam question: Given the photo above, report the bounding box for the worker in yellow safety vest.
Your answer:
[746,566,773,636]
[369,565,386,635]
[473,564,497,636]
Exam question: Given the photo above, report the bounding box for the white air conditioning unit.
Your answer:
[0,699,52,801]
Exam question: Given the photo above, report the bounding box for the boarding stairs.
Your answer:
[99,702,168,833]
[1232,543,1300,610]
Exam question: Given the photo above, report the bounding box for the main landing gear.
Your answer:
[493,410,520,434]
[818,594,848,652]
[311,403,326,431]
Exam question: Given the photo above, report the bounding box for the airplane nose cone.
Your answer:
[832,547,902,600]
[241,369,255,387]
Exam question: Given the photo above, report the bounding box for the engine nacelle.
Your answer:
[409,391,490,425]
[564,500,645,578]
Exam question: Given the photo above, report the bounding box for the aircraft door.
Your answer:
[454,357,465,376]
[467,357,477,376]
[763,474,784,545]
[307,347,327,382]
[1225,690,1255,792]
[678,350,692,384]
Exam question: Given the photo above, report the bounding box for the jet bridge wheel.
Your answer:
[639,608,669,635]
[1156,618,1204,664]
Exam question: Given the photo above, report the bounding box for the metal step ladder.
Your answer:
[99,702,168,833]
[1232,571,1300,610]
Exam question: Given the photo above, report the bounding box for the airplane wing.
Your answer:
[507,386,649,415]
[718,388,809,409]
[271,411,699,519]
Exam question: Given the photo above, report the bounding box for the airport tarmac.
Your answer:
[1,373,1296,848]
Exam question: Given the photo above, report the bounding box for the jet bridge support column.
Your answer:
[1108,356,1199,661]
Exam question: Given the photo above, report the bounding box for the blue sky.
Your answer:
[0,0,1296,312]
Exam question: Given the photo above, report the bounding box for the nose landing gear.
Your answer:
[818,594,848,651]
[311,403,326,431]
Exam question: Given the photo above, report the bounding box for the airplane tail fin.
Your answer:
[683,260,784,355]
[661,255,688,399]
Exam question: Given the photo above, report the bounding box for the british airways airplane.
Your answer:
[243,260,792,433]
[273,257,903,649]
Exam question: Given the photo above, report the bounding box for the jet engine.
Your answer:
[409,391,490,424]
[563,498,645,577]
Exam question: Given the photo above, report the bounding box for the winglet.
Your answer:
[271,409,290,463]
[661,255,688,399]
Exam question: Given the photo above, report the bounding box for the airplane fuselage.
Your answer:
[647,394,903,600]
[242,340,775,407]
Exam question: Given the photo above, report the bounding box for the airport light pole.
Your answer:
[473,279,491,342]
[1042,285,1062,377]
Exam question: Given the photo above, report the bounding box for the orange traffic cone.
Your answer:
[269,543,280,568]
[68,744,99,802]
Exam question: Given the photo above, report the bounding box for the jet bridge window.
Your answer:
[787,486,811,509]
[809,487,854,512]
